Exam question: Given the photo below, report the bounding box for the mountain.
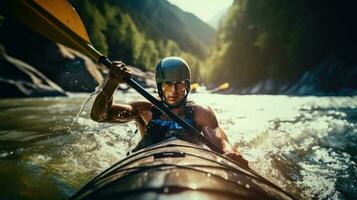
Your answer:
[113,0,216,57]
[208,6,230,30]
[69,0,215,71]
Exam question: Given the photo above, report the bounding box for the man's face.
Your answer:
[161,80,187,107]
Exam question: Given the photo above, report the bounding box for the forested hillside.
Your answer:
[206,0,357,94]
[69,0,215,74]
[1,0,355,95]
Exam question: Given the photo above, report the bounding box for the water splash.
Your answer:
[67,80,107,133]
[1,94,357,200]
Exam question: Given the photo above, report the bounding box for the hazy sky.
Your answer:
[167,0,233,23]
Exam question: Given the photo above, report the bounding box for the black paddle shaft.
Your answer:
[99,56,224,154]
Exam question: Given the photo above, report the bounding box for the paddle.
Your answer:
[5,0,224,154]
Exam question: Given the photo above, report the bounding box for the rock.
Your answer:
[0,46,66,98]
[285,56,357,95]
[235,56,357,95]
[23,41,156,92]
[0,16,155,92]
[0,17,104,92]
[54,44,104,92]
[20,42,104,93]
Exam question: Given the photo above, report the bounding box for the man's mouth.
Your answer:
[167,96,179,100]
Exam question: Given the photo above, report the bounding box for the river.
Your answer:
[0,90,356,200]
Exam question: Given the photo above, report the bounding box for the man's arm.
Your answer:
[194,105,232,151]
[194,105,249,167]
[90,61,148,123]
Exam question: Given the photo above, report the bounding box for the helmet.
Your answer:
[155,57,191,108]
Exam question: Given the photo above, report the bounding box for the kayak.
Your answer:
[70,138,295,200]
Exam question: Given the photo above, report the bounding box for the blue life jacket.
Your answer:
[132,102,201,152]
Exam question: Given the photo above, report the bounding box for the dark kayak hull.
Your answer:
[71,139,294,200]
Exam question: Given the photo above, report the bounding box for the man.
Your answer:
[90,57,248,166]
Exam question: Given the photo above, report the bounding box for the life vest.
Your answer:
[132,102,200,152]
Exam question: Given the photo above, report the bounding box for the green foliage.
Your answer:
[69,0,209,81]
[76,1,108,55]
[207,0,265,86]
[0,15,4,26]
[206,0,356,89]
[111,0,215,59]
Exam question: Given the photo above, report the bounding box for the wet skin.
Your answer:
[90,61,249,167]
[161,80,187,107]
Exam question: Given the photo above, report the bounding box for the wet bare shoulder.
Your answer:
[193,104,219,129]
[129,101,153,123]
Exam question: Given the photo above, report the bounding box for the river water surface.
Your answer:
[0,91,356,200]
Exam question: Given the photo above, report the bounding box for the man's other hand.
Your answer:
[224,151,249,168]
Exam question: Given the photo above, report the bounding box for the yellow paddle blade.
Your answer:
[190,83,200,92]
[217,82,230,90]
[5,0,102,61]
[211,82,230,93]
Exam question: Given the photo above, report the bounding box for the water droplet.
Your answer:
[237,180,242,185]
[0,152,8,158]
[163,187,169,193]
[189,183,198,190]
[206,173,211,177]
[245,184,250,189]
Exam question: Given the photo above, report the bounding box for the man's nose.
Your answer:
[169,83,178,92]
[169,82,178,92]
